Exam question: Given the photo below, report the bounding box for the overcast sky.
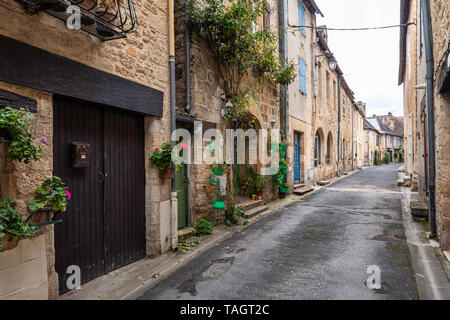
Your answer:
[316,0,403,117]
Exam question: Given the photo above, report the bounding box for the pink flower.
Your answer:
[181,143,188,149]
[65,190,71,201]
[41,136,48,143]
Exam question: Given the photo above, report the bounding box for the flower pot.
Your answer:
[159,167,175,180]
[94,6,118,37]
[280,186,289,194]
[280,166,288,175]
[78,0,97,25]
[279,143,287,152]
[29,207,55,226]
[213,200,225,210]
[212,168,224,176]
[0,233,19,252]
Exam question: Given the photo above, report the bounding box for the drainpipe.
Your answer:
[279,0,288,182]
[337,74,341,175]
[169,0,178,249]
[352,104,354,171]
[185,0,191,114]
[184,0,192,226]
[421,0,437,238]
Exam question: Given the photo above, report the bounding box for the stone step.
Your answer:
[238,199,264,212]
[178,227,196,241]
[293,186,314,196]
[410,200,429,218]
[317,180,330,186]
[244,205,268,219]
[294,184,305,189]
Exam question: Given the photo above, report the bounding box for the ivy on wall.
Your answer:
[188,0,295,128]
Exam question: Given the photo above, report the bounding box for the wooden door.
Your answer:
[54,96,145,293]
[294,132,301,184]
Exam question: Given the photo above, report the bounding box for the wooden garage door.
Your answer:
[53,96,146,294]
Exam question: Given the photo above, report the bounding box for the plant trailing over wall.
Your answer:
[29,176,71,213]
[0,199,37,251]
[188,0,295,127]
[0,107,43,164]
[195,218,213,235]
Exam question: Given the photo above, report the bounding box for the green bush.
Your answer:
[0,199,37,251]
[383,153,390,164]
[195,218,213,235]
[29,176,70,212]
[0,107,42,163]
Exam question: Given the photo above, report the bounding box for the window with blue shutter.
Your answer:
[299,57,307,95]
[298,1,306,36]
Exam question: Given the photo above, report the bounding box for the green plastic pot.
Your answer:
[280,166,288,174]
[280,187,289,194]
[213,200,225,210]
[213,169,224,176]
[279,143,287,152]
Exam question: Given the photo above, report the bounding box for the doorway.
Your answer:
[53,96,146,293]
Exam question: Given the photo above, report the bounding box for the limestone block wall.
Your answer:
[0,0,172,298]
[431,0,450,249]
[0,235,48,300]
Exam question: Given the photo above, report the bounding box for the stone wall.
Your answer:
[431,0,450,249]
[0,0,172,298]
[0,235,48,300]
[175,0,281,224]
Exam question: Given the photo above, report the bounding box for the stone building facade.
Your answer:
[285,0,362,188]
[0,0,174,299]
[174,0,282,228]
[363,118,381,166]
[399,0,450,249]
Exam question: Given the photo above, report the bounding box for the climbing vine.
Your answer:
[188,0,295,127]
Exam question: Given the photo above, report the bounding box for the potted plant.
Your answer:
[28,176,71,225]
[0,107,43,164]
[149,142,180,180]
[280,183,289,194]
[0,199,37,252]
[279,159,289,174]
[211,162,229,176]
[94,0,122,36]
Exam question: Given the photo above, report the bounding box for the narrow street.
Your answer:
[140,164,418,300]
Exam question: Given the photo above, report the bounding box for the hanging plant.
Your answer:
[0,107,43,164]
[149,141,182,179]
[0,199,37,252]
[29,176,70,213]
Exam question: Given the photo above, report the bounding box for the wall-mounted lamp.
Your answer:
[270,118,277,129]
[315,54,337,72]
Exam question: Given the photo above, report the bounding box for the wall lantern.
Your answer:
[315,53,337,72]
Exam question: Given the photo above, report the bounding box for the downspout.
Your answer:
[169,0,178,249]
[352,104,354,171]
[279,0,288,182]
[185,0,192,227]
[337,74,341,175]
[185,0,191,114]
[421,0,437,238]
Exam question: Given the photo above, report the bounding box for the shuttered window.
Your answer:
[299,57,307,95]
[298,1,306,36]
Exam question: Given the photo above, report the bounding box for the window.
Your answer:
[315,131,322,166]
[318,63,322,98]
[326,71,330,105]
[299,57,307,95]
[298,1,306,36]
[376,135,380,146]
[263,3,271,30]
[326,133,332,165]
[333,80,337,110]
[342,96,346,119]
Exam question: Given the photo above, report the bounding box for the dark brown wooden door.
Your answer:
[54,96,145,294]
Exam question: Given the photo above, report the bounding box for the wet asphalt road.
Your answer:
[140,164,418,300]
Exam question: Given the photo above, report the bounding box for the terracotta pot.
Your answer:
[159,168,175,180]
[94,6,118,37]
[0,233,19,252]
[77,0,97,25]
[30,207,55,226]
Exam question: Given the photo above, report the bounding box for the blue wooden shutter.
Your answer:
[298,1,305,35]
[299,57,307,94]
